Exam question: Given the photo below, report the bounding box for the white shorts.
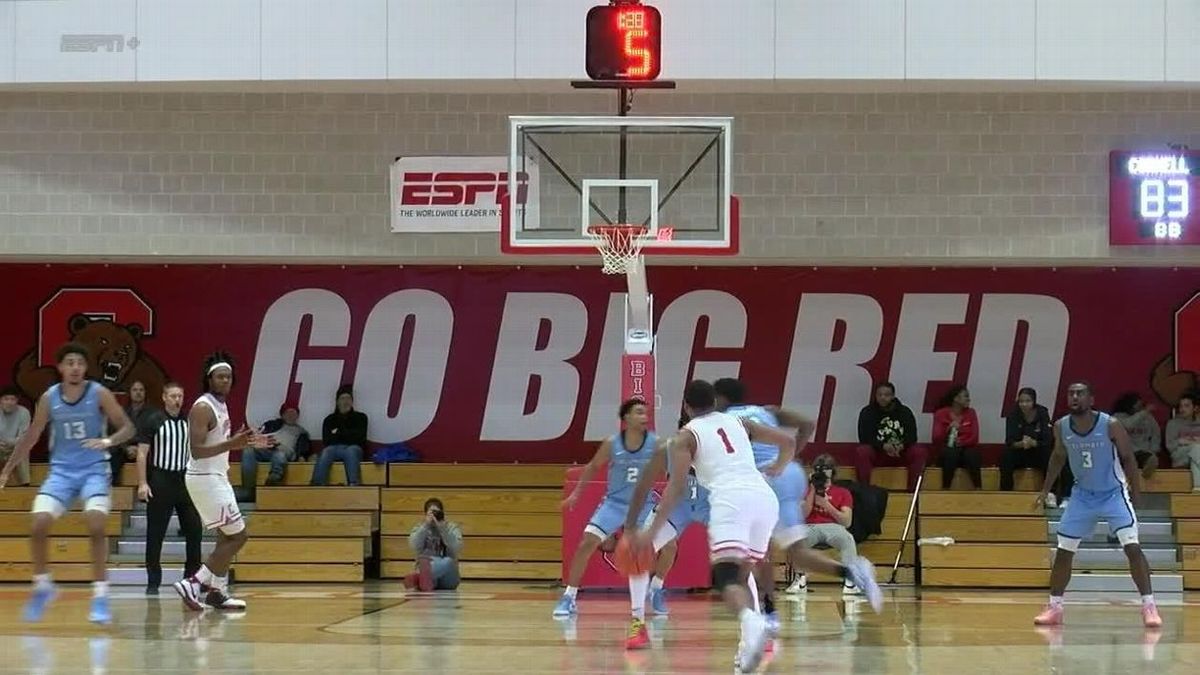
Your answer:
[185,473,245,535]
[706,486,779,563]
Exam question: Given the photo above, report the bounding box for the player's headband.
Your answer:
[207,362,233,376]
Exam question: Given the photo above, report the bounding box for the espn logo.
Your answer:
[400,172,530,207]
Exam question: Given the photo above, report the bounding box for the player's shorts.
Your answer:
[1056,486,1138,542]
[185,472,245,535]
[707,485,779,563]
[585,496,655,540]
[761,460,808,548]
[33,466,111,518]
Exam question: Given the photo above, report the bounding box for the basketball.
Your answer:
[613,535,654,576]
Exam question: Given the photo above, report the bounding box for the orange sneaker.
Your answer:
[1142,603,1162,628]
[1034,604,1064,626]
[625,618,650,650]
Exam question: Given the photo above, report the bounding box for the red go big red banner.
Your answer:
[2,263,1197,464]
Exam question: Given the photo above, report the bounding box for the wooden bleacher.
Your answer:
[0,487,135,582]
[380,464,568,581]
[235,486,380,582]
[918,491,1051,587]
[28,462,389,488]
[1170,494,1200,590]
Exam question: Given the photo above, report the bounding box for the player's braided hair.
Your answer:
[201,350,236,393]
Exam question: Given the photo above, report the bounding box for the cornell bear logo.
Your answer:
[1150,290,1200,409]
[13,313,170,405]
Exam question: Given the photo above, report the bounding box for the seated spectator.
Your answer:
[853,382,927,491]
[110,381,158,486]
[0,386,31,487]
[1166,391,1200,491]
[241,402,308,499]
[1111,391,1161,478]
[1000,387,1054,495]
[933,385,981,490]
[405,498,462,591]
[312,385,368,486]
[790,454,861,596]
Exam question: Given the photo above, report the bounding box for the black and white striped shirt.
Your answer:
[137,409,191,472]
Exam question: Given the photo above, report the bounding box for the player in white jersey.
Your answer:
[626,380,798,673]
[174,352,273,612]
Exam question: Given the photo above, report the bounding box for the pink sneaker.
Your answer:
[625,619,650,650]
[1034,604,1064,626]
[1142,603,1162,628]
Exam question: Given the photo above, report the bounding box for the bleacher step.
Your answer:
[126,504,255,536]
[1064,571,1183,594]
[1047,520,1173,544]
[117,539,217,557]
[1060,546,1179,569]
[106,566,185,587]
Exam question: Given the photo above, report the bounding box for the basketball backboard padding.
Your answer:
[502,115,737,257]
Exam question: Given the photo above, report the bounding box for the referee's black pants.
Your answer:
[145,467,203,589]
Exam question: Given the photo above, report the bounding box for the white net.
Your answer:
[586,225,651,275]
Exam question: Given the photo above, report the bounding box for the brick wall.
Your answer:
[2,90,1200,263]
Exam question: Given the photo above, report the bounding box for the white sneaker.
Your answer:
[1045,493,1058,508]
[842,580,862,596]
[784,574,807,595]
[737,612,769,673]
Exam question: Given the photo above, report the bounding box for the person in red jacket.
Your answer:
[933,385,981,489]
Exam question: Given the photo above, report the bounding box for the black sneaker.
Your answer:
[145,586,159,596]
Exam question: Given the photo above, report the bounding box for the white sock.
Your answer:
[195,565,215,586]
[649,576,664,592]
[211,575,228,593]
[564,586,578,599]
[629,573,649,620]
[1142,594,1155,606]
[1049,595,1064,608]
[747,571,760,612]
[92,581,108,598]
[33,573,53,590]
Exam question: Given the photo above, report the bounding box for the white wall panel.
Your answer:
[137,0,261,81]
[0,2,13,83]
[14,0,136,83]
[262,0,387,80]
[390,0,515,79]
[515,0,591,79]
[1036,0,1165,81]
[656,0,774,79]
[1165,0,1200,81]
[907,0,1035,79]
[775,0,905,79]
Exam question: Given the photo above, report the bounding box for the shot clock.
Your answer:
[1109,150,1200,245]
[585,2,662,81]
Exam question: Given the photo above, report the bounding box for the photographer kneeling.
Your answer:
[405,498,463,591]
[789,454,861,596]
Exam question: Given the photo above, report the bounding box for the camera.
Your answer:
[433,508,445,521]
[811,469,829,495]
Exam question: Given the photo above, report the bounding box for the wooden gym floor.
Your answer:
[0,581,1196,674]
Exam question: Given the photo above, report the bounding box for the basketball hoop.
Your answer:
[586,224,652,275]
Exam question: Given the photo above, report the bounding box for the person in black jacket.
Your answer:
[1000,387,1057,496]
[853,382,927,491]
[311,384,369,486]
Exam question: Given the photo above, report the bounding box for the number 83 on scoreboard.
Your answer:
[1109,150,1200,245]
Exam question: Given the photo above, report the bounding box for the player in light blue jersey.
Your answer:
[1034,381,1161,628]
[554,398,658,623]
[0,342,135,625]
[714,378,883,626]
[622,414,711,624]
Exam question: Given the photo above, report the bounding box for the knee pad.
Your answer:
[712,561,742,593]
[1116,527,1139,547]
[30,494,66,519]
[1056,534,1081,553]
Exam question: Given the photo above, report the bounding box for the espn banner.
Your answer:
[389,156,539,233]
[1,264,1196,464]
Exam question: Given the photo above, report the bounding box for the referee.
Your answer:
[135,381,203,594]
